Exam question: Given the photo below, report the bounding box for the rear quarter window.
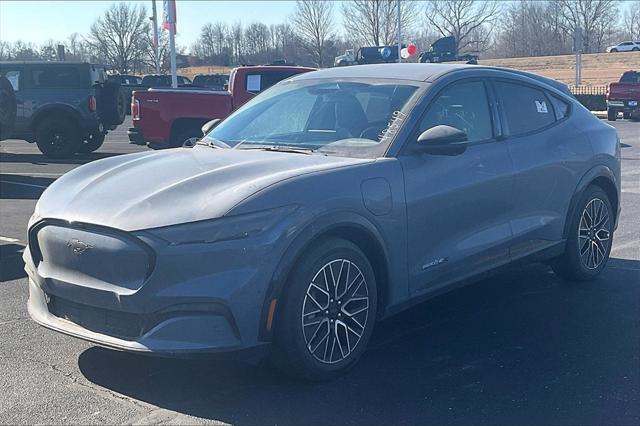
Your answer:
[549,94,570,120]
[495,80,555,136]
[30,66,85,89]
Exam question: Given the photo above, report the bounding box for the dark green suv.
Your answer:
[0,61,126,157]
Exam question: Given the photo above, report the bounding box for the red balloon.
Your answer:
[407,43,417,56]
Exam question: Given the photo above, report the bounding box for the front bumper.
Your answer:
[24,219,287,356]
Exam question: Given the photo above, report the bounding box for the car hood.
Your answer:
[36,146,371,231]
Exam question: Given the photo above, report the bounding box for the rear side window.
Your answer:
[495,81,555,136]
[30,66,84,88]
[419,80,493,143]
[549,94,570,120]
[620,72,639,83]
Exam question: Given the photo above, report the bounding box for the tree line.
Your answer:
[1,0,639,74]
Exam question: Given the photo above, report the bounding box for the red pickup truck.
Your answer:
[607,70,640,121]
[128,65,314,148]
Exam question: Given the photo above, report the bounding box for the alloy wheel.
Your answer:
[302,259,370,364]
[578,198,611,270]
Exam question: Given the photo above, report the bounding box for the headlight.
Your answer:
[145,205,297,246]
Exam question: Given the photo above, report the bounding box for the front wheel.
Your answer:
[552,185,614,281]
[272,238,377,381]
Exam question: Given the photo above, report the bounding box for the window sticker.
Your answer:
[6,71,19,91]
[246,74,261,92]
[379,110,407,143]
[535,100,548,113]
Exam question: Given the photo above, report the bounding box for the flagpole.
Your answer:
[168,0,177,88]
[151,0,160,74]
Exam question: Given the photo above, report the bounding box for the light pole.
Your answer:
[397,0,402,63]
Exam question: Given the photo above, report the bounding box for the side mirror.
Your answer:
[201,119,221,136]
[416,125,468,156]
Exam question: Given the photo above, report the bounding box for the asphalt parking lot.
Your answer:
[1,118,638,425]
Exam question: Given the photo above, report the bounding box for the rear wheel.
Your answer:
[551,185,613,281]
[607,108,618,121]
[272,238,377,381]
[623,112,631,120]
[77,131,106,153]
[35,117,81,158]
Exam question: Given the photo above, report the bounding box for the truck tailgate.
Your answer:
[608,82,640,100]
[133,89,233,145]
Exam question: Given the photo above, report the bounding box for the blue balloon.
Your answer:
[380,47,391,58]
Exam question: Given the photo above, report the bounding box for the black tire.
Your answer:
[607,108,617,121]
[272,238,377,381]
[551,185,614,282]
[35,117,81,158]
[0,76,17,141]
[77,131,106,153]
[97,81,125,126]
[623,112,631,120]
[632,47,639,52]
[611,48,618,53]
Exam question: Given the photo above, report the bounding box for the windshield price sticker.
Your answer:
[379,110,407,143]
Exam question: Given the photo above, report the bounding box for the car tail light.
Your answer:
[132,99,140,120]
[88,95,97,112]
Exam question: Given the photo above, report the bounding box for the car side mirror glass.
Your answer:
[201,119,221,136]
[416,125,468,156]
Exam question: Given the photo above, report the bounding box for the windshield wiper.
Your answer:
[239,145,315,155]
[196,138,231,149]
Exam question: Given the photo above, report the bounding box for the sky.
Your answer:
[0,1,301,48]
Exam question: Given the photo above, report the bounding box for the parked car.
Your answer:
[0,61,126,157]
[607,70,640,120]
[606,41,640,52]
[26,64,621,380]
[128,65,314,149]
[192,73,229,90]
[0,75,17,140]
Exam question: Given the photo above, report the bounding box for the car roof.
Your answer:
[290,63,570,93]
[291,63,472,82]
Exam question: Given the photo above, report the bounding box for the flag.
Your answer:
[163,0,176,33]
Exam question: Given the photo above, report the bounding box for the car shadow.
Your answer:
[78,260,640,425]
[0,174,55,200]
[0,243,26,282]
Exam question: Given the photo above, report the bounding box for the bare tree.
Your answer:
[424,0,502,53]
[342,0,417,46]
[292,0,335,67]
[622,1,640,40]
[558,0,619,53]
[87,2,150,73]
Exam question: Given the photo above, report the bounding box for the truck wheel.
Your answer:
[35,117,81,158]
[0,76,17,141]
[98,81,125,126]
[607,108,617,121]
[77,131,106,153]
[623,112,631,120]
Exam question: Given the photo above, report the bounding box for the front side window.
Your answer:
[205,80,419,157]
[418,80,493,143]
[495,80,555,136]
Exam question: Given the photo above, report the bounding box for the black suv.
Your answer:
[0,61,126,157]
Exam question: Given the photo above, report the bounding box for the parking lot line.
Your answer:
[0,180,49,189]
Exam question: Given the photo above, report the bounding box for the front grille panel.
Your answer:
[33,223,153,293]
[48,296,145,340]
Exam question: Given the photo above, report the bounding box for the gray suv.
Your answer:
[0,61,126,157]
[25,64,621,380]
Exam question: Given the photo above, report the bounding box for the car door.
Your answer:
[492,79,591,259]
[399,79,515,295]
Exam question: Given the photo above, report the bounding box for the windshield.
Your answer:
[204,79,419,157]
